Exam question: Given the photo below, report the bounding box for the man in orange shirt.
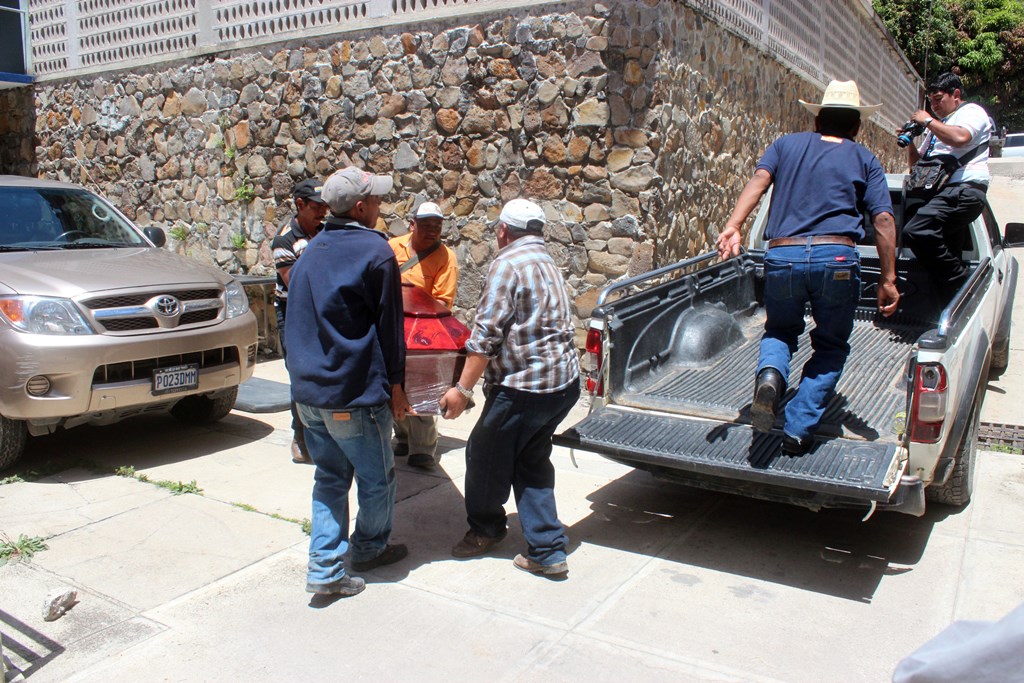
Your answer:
[388,201,459,468]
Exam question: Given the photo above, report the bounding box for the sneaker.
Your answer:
[291,438,312,464]
[349,543,408,572]
[513,553,568,576]
[751,368,785,433]
[407,453,437,469]
[451,529,507,558]
[305,574,365,596]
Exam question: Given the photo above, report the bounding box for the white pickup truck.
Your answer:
[556,175,1021,516]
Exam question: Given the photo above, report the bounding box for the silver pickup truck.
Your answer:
[556,175,1021,516]
[0,176,258,470]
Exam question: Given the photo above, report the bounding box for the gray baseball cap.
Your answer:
[321,167,394,215]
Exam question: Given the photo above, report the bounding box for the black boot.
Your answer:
[781,433,813,456]
[751,368,785,432]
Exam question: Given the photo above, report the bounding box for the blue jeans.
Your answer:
[464,381,581,566]
[297,402,396,586]
[757,243,860,442]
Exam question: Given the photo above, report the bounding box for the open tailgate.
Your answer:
[554,405,906,502]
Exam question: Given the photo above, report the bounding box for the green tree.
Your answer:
[875,0,1024,129]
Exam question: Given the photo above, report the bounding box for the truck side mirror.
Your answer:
[1004,223,1024,249]
[144,226,167,247]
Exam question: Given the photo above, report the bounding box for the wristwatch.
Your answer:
[454,382,474,400]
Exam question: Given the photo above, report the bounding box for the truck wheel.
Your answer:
[926,404,979,506]
[170,387,238,425]
[0,415,29,471]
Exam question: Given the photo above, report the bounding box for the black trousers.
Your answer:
[902,183,987,300]
[276,300,304,440]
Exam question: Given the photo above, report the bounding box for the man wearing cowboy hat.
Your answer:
[717,80,899,455]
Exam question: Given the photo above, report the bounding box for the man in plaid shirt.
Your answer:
[440,198,580,577]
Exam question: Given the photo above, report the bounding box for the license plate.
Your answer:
[152,364,199,395]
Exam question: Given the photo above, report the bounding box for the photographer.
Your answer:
[901,72,992,301]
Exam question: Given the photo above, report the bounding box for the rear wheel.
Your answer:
[0,415,29,471]
[926,403,979,506]
[170,387,238,425]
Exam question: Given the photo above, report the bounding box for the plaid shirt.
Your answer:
[466,235,579,393]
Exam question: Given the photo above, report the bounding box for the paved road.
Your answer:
[2,177,1023,682]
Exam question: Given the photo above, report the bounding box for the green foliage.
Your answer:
[0,533,48,565]
[230,231,247,249]
[154,479,203,495]
[873,0,1024,129]
[989,443,1023,454]
[233,176,257,203]
[232,502,258,512]
[0,475,24,485]
[114,465,136,478]
[168,223,190,242]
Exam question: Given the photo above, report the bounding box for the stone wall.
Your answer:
[1,0,905,344]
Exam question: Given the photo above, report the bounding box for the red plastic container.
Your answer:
[402,284,469,414]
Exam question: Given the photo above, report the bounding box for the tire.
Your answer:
[0,415,28,471]
[170,387,238,425]
[926,403,979,506]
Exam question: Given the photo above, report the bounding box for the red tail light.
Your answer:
[909,363,947,443]
[584,326,604,396]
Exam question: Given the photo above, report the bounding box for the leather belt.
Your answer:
[767,235,855,249]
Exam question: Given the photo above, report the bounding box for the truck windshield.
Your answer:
[0,186,148,249]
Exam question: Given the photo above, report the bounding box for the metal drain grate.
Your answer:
[979,422,1024,451]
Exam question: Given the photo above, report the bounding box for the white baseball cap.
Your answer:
[321,166,394,215]
[413,201,445,219]
[491,198,545,232]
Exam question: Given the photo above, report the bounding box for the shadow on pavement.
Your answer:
[15,412,276,482]
[0,608,64,680]
[568,469,961,603]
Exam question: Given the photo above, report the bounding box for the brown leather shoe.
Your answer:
[291,438,312,464]
[513,553,568,576]
[451,529,507,558]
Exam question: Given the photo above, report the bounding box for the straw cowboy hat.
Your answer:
[799,80,882,115]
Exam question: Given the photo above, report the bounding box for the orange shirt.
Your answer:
[388,233,459,310]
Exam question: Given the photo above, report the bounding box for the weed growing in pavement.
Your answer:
[154,479,203,495]
[115,466,203,495]
[0,475,24,485]
[0,533,48,565]
[989,443,1024,455]
[230,503,311,535]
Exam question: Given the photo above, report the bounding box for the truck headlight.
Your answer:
[0,296,95,335]
[224,280,250,319]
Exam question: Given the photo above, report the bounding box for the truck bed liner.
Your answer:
[555,406,905,502]
[619,309,924,443]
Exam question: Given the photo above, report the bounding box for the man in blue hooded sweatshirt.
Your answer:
[286,166,411,598]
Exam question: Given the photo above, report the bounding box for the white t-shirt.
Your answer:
[918,101,991,185]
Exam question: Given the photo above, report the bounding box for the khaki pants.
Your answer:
[393,415,438,456]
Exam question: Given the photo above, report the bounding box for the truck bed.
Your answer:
[619,307,926,443]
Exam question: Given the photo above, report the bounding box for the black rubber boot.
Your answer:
[751,368,785,433]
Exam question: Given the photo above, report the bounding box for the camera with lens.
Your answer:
[896,120,926,148]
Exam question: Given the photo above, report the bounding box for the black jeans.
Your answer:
[903,183,987,300]
[275,300,304,441]
[464,381,580,565]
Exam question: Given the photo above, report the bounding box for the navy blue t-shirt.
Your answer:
[756,131,892,241]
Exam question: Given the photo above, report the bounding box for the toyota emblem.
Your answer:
[155,295,180,316]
